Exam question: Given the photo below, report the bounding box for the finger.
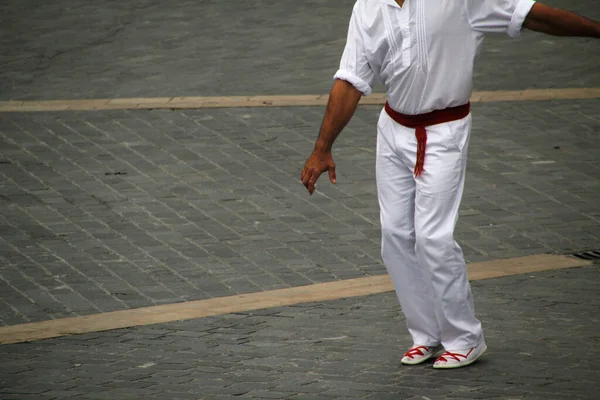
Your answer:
[328,165,337,184]
[308,170,321,195]
[302,170,312,192]
[301,167,311,186]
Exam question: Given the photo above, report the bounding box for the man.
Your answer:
[301,0,600,369]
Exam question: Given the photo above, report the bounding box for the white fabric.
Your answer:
[334,0,536,114]
[375,110,483,349]
[335,0,536,350]
[467,0,537,37]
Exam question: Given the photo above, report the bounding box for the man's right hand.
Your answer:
[300,79,362,196]
[301,149,337,195]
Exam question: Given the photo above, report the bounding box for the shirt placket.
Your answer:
[398,1,411,67]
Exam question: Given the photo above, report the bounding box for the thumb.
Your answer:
[328,165,337,184]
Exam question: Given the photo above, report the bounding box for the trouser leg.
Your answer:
[376,110,441,346]
[412,114,483,349]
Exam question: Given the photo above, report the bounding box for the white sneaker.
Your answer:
[401,344,443,365]
[433,341,487,369]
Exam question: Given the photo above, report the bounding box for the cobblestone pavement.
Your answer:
[1,99,599,325]
[1,0,600,398]
[0,266,598,400]
[1,0,600,100]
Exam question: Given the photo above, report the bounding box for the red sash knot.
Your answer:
[384,102,471,177]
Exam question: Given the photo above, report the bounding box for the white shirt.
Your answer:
[334,0,536,115]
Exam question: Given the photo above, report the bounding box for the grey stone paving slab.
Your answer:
[0,266,598,399]
[1,0,599,100]
[1,99,600,324]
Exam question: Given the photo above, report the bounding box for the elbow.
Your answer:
[333,70,372,96]
[334,79,364,98]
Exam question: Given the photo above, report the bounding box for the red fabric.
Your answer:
[384,102,471,177]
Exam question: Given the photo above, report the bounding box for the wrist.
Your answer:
[314,140,333,153]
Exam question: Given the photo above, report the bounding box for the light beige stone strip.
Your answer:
[1,88,599,112]
[465,254,590,280]
[0,254,592,345]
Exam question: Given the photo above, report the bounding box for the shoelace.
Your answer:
[436,348,473,363]
[403,346,430,359]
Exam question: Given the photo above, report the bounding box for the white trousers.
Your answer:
[375,109,483,350]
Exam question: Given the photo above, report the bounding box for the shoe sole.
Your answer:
[432,345,487,369]
[401,353,435,365]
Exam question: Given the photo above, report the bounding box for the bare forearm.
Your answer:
[524,3,600,37]
[314,79,362,152]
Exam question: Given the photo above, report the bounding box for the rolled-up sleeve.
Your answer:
[466,0,536,38]
[333,6,374,96]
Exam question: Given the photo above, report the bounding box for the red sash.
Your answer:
[384,102,471,177]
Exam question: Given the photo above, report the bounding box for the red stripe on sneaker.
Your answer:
[404,346,430,359]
